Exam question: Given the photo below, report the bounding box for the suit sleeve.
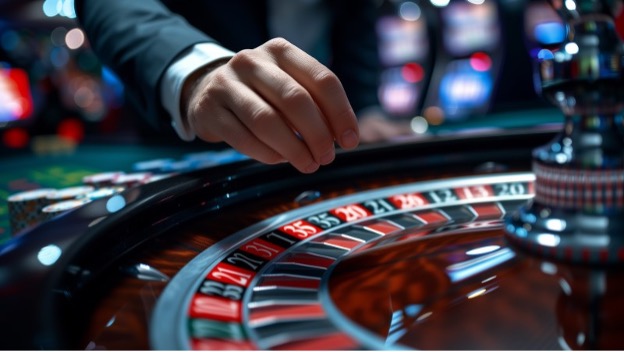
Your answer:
[74,0,214,130]
[330,0,382,115]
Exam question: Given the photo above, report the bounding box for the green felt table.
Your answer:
[0,141,209,244]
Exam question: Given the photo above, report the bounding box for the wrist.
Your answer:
[160,42,235,141]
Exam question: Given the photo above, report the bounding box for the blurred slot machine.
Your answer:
[0,65,34,126]
[376,0,433,120]
[421,0,502,128]
[0,0,127,152]
[0,64,35,148]
[523,0,565,96]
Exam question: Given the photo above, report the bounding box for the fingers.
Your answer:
[190,105,288,166]
[188,71,322,173]
[229,50,336,166]
[226,81,325,173]
[261,38,360,150]
[186,38,361,173]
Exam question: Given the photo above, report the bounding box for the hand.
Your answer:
[182,38,360,174]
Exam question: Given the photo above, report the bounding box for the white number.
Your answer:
[200,280,244,300]
[495,183,526,196]
[364,199,395,214]
[226,252,264,271]
[282,220,319,238]
[391,194,426,209]
[334,205,369,221]
[307,212,341,229]
[428,189,457,203]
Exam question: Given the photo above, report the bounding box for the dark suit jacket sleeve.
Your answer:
[330,0,382,114]
[74,0,216,130]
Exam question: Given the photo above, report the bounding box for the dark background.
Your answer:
[0,0,570,243]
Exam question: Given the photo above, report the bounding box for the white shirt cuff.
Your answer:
[160,42,235,141]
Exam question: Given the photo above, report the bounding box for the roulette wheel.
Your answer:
[1,0,623,350]
[0,125,558,350]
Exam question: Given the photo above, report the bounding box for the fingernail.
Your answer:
[341,129,359,149]
[319,149,335,165]
[304,162,319,174]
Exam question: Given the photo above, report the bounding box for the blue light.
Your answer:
[438,59,493,120]
[534,22,565,45]
[37,244,62,266]
[106,195,126,213]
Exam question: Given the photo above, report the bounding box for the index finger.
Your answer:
[264,39,360,150]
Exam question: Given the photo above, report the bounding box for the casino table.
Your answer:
[3,106,622,350]
[0,141,246,243]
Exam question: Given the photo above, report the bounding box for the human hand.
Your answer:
[182,38,360,174]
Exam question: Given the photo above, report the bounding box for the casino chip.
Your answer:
[47,186,95,202]
[80,187,125,201]
[113,172,152,188]
[41,198,92,221]
[82,171,125,188]
[8,188,57,236]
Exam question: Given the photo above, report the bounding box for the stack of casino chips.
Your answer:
[5,149,248,237]
[8,188,57,235]
[40,185,96,222]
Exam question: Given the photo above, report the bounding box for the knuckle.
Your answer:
[246,106,275,130]
[265,37,291,54]
[280,85,308,105]
[313,70,341,91]
[229,49,256,69]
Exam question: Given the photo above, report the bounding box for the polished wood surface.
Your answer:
[328,223,624,349]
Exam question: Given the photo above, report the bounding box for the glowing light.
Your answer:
[540,261,557,275]
[555,153,568,163]
[534,23,565,45]
[37,244,62,266]
[401,62,424,83]
[416,311,432,322]
[399,2,421,21]
[564,42,579,54]
[380,82,418,114]
[57,118,84,142]
[559,278,572,295]
[482,275,496,283]
[467,288,487,299]
[466,245,500,256]
[42,0,62,17]
[106,195,126,213]
[565,0,577,10]
[544,219,566,232]
[410,116,428,134]
[469,52,492,72]
[467,0,485,4]
[2,128,29,148]
[42,0,76,18]
[423,106,444,125]
[447,248,515,282]
[65,28,85,50]
[0,68,34,121]
[536,233,561,247]
[430,0,450,7]
[62,0,76,18]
